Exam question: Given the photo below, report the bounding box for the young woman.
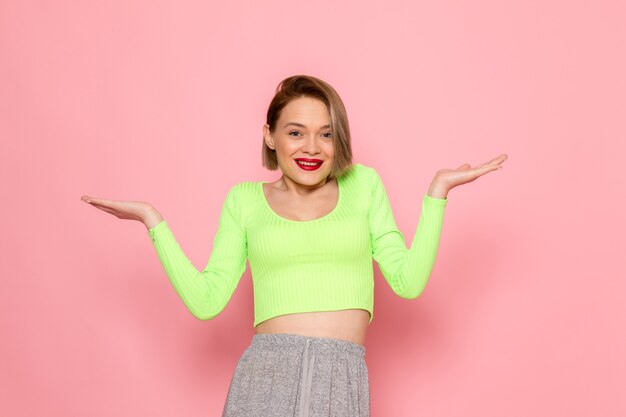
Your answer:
[82,75,507,416]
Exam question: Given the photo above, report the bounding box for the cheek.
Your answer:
[281,142,301,154]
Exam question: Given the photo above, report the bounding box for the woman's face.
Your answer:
[263,96,335,187]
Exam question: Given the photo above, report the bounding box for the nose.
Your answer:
[302,134,321,154]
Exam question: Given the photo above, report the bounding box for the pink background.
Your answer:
[2,1,624,416]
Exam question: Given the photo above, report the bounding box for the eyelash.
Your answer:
[289,131,333,138]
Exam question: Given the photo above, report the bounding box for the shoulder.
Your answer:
[218,181,259,227]
[345,162,381,187]
[339,163,383,205]
[341,162,376,179]
[227,181,255,194]
[224,181,258,206]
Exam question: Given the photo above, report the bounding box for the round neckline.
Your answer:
[259,175,343,223]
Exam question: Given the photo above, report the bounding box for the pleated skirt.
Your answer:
[222,333,370,417]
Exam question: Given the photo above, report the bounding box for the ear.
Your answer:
[263,124,275,150]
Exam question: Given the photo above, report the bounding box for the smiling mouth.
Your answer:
[295,159,323,170]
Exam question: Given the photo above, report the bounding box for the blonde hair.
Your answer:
[262,75,354,180]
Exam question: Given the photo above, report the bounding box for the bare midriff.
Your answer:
[254,309,370,347]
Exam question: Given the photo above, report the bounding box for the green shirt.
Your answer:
[148,163,448,327]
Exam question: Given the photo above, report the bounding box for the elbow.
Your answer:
[398,287,425,300]
[190,309,221,321]
[192,311,217,321]
[396,275,429,299]
[186,290,231,321]
[189,304,225,321]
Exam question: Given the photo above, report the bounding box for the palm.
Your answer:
[80,195,153,222]
[436,153,508,190]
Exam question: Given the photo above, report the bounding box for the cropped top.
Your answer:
[147,163,448,327]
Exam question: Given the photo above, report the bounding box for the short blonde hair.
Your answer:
[262,75,354,180]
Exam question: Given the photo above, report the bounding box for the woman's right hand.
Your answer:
[80,195,163,229]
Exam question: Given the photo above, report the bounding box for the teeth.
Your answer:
[297,160,321,166]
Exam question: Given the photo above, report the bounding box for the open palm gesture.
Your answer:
[429,153,508,198]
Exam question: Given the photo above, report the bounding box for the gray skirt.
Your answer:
[222,333,370,417]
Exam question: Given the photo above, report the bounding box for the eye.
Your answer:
[289,131,302,137]
[322,132,333,138]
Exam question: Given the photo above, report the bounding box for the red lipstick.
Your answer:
[294,158,323,171]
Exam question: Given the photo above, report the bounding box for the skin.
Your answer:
[80,95,508,347]
[261,96,338,220]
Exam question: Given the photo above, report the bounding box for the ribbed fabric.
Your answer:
[147,163,448,327]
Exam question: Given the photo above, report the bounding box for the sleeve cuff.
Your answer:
[423,193,448,207]
[147,220,168,242]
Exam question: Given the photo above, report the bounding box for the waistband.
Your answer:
[250,332,365,357]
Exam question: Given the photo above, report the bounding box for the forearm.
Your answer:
[381,194,448,299]
[147,221,228,320]
[145,184,247,321]
[401,194,447,297]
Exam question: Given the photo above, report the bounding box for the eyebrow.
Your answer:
[283,122,331,129]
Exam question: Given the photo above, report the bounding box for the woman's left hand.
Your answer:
[427,153,508,199]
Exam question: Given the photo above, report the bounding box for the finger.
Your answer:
[92,204,122,217]
[87,197,117,208]
[456,163,471,170]
[88,200,117,210]
[475,165,502,176]
[479,154,507,168]
[489,153,508,165]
